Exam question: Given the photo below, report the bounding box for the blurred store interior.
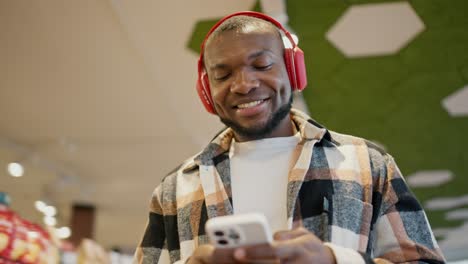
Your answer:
[1,0,468,263]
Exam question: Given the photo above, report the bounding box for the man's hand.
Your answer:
[188,227,336,264]
[188,244,240,264]
[233,227,336,264]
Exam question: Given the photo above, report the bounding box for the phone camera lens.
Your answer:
[228,232,239,240]
[218,239,228,245]
[214,231,224,237]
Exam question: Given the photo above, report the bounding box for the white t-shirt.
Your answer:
[229,133,300,233]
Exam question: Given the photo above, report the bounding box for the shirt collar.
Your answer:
[187,108,329,169]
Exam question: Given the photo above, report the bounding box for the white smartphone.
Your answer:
[205,213,272,248]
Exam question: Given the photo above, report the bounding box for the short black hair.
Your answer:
[203,15,283,64]
[212,15,279,35]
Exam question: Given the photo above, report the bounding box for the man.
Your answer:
[134,12,445,264]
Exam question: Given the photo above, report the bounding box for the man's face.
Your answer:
[204,28,293,140]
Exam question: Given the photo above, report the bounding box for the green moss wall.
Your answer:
[188,0,468,234]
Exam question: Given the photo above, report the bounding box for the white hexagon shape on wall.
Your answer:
[407,170,453,188]
[326,2,425,58]
[425,195,468,211]
[442,85,468,117]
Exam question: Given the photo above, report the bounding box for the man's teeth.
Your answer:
[237,100,264,109]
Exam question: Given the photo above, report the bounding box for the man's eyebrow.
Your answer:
[248,49,273,60]
[209,50,273,71]
[209,64,229,71]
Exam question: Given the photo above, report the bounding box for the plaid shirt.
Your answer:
[134,109,445,264]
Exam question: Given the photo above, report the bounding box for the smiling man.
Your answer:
[134,12,445,264]
[204,22,294,142]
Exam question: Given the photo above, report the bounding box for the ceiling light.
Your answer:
[35,200,47,212]
[7,162,24,177]
[44,205,57,217]
[56,227,71,239]
[44,216,57,226]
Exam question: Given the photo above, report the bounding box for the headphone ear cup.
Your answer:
[284,47,308,91]
[196,73,216,114]
[283,48,297,89]
[292,47,307,91]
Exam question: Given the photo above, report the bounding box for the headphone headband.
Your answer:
[198,11,298,72]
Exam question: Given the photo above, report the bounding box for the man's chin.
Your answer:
[220,118,270,139]
[219,95,293,140]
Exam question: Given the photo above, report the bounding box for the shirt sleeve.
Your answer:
[133,185,172,264]
[327,155,446,264]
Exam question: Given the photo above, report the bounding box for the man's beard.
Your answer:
[219,95,293,140]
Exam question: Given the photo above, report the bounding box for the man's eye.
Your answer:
[254,64,272,70]
[214,74,230,81]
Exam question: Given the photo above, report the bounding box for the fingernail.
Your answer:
[277,234,287,240]
[234,248,246,259]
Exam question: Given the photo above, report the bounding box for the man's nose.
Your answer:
[230,69,259,94]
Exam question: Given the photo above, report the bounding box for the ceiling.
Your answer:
[0,0,260,250]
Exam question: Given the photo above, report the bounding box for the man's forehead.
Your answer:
[204,30,282,66]
[207,29,279,47]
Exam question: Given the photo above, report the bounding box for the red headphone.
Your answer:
[196,11,307,114]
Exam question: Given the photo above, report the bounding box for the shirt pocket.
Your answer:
[329,194,373,252]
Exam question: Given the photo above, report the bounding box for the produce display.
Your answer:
[0,205,57,264]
